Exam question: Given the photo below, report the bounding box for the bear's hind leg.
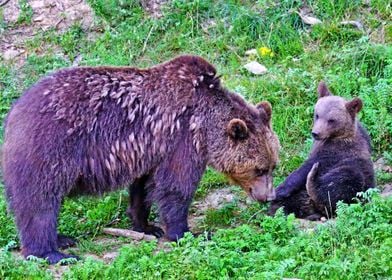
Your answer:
[310,165,366,216]
[16,202,79,264]
[305,162,320,204]
[127,175,164,238]
[57,234,77,249]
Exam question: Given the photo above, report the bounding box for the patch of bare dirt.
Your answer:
[374,157,392,173]
[189,187,249,229]
[296,217,330,232]
[140,0,169,18]
[374,157,392,197]
[52,266,70,280]
[381,184,392,198]
[193,187,237,213]
[1,0,95,64]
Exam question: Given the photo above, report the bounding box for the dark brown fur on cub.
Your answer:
[269,82,375,220]
[2,55,279,264]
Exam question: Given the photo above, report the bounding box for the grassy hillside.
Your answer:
[0,0,391,279]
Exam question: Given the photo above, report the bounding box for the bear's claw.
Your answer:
[41,251,80,265]
[134,225,165,238]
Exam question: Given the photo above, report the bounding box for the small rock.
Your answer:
[243,61,268,75]
[34,15,44,22]
[2,48,23,60]
[245,49,257,56]
[30,0,46,10]
[320,217,327,222]
[297,8,322,25]
[340,20,364,30]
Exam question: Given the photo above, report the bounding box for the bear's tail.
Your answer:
[306,162,320,204]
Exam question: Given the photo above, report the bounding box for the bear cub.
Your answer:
[269,81,375,220]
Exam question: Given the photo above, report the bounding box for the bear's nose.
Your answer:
[312,132,320,140]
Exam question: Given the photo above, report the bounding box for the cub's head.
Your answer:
[207,97,280,202]
[312,81,362,141]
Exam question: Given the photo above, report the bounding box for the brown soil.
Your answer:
[1,0,94,64]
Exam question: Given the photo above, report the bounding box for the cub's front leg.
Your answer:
[275,159,317,199]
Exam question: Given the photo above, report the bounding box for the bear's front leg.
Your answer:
[156,190,193,240]
[152,133,206,241]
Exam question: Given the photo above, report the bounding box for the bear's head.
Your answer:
[206,96,280,203]
[312,81,363,141]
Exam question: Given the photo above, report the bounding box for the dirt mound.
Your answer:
[1,0,94,63]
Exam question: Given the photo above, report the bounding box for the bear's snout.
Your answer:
[249,174,276,202]
[311,132,321,140]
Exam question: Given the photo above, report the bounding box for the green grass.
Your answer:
[0,0,391,278]
[64,192,392,279]
[16,0,34,26]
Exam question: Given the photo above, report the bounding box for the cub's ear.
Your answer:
[256,101,272,124]
[317,81,332,98]
[346,97,363,118]
[227,119,248,140]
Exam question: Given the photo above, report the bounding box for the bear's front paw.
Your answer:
[40,251,80,265]
[165,227,190,241]
[134,225,165,238]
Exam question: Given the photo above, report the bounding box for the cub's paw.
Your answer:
[267,201,283,216]
[41,251,80,265]
[275,185,291,199]
[57,234,77,249]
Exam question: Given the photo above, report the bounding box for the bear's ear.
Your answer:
[346,97,363,118]
[317,81,332,99]
[227,119,248,141]
[256,101,272,124]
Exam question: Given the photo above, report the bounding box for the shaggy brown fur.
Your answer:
[2,55,279,264]
[269,81,375,220]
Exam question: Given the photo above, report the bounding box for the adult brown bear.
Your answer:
[2,55,279,264]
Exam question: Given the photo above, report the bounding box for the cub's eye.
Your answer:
[328,119,335,124]
[315,114,319,120]
[255,168,268,177]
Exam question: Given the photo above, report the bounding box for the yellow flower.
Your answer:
[258,47,274,58]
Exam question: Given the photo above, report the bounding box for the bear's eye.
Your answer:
[315,114,319,120]
[255,168,268,177]
[328,119,335,124]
